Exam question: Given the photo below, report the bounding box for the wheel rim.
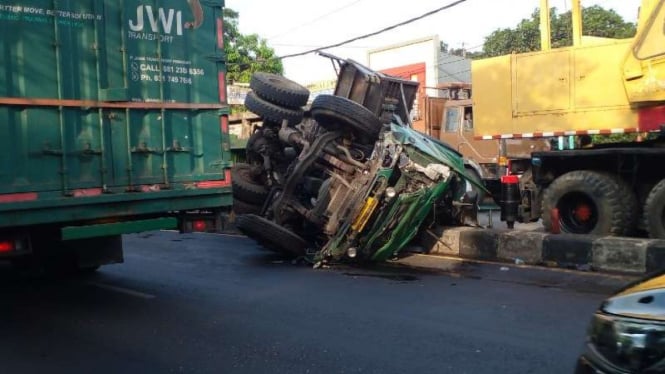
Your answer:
[557,192,598,234]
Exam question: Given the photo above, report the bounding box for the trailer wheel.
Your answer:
[244,91,304,126]
[231,163,269,204]
[541,171,637,236]
[233,198,263,215]
[310,95,382,142]
[236,214,307,256]
[644,179,665,239]
[250,72,310,109]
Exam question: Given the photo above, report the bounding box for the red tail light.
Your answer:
[193,220,207,232]
[0,241,14,252]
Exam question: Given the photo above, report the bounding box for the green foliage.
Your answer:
[481,5,636,57]
[224,8,283,83]
[439,41,484,60]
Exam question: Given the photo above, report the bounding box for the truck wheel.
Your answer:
[644,179,665,239]
[244,91,304,126]
[541,171,637,236]
[236,214,307,256]
[233,198,263,215]
[310,95,382,142]
[231,163,269,204]
[75,265,101,275]
[250,72,310,109]
[246,128,282,166]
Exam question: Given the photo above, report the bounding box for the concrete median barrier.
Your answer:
[646,240,665,273]
[542,234,594,268]
[419,226,665,275]
[497,231,544,264]
[592,237,650,274]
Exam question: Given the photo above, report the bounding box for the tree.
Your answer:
[440,41,483,59]
[224,8,283,83]
[481,5,636,57]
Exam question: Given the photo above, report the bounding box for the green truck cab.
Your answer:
[0,1,231,272]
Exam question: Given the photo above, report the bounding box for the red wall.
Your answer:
[380,62,426,131]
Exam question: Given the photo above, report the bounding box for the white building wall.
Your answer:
[367,35,441,98]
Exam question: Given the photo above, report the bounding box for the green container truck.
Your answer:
[0,0,231,272]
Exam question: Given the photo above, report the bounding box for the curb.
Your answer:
[418,226,665,275]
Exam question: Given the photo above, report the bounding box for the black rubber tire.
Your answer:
[244,91,303,126]
[644,179,665,239]
[233,198,263,215]
[541,171,638,236]
[231,163,269,204]
[245,128,282,166]
[236,214,307,256]
[310,95,382,141]
[75,265,101,275]
[250,72,310,109]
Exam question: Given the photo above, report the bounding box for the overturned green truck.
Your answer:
[232,54,484,265]
[0,1,232,272]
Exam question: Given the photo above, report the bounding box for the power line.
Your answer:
[271,43,371,49]
[267,0,366,40]
[464,43,484,51]
[278,0,468,60]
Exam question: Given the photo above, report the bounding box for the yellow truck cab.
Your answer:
[427,84,549,202]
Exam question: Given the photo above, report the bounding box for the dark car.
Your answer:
[576,271,665,373]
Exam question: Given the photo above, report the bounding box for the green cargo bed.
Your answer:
[0,0,231,228]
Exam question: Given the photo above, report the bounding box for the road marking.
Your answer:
[87,282,156,299]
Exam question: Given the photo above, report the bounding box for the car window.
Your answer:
[463,107,473,132]
[444,108,459,133]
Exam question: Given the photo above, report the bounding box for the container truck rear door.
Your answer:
[0,0,230,230]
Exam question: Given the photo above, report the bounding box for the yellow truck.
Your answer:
[425,83,550,203]
[472,0,665,238]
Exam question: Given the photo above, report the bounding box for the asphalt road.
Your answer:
[0,231,632,374]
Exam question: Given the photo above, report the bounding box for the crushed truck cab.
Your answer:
[232,55,483,264]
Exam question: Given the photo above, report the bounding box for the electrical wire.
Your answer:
[271,43,371,49]
[277,0,468,60]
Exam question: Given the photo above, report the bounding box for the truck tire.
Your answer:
[310,95,382,142]
[246,128,281,166]
[644,179,665,239]
[250,72,310,109]
[233,199,263,215]
[236,214,307,256]
[541,171,637,236]
[231,163,269,204]
[244,91,303,126]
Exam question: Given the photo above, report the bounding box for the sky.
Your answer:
[224,0,641,85]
